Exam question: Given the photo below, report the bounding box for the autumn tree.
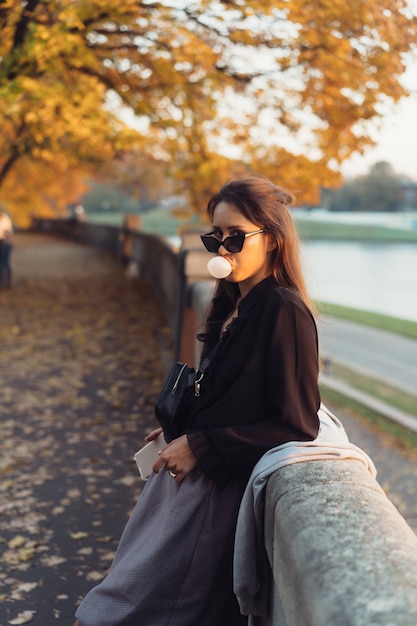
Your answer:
[1,0,416,224]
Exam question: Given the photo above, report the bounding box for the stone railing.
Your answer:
[32,217,417,624]
[264,460,417,625]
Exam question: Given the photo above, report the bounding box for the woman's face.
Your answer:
[211,201,274,296]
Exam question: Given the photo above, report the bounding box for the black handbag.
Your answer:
[154,362,196,442]
[154,345,218,441]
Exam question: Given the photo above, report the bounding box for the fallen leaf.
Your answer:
[14,582,38,593]
[18,546,36,562]
[86,570,104,581]
[40,555,66,566]
[70,531,89,540]
[8,536,27,549]
[8,610,36,624]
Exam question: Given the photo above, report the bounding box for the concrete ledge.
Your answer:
[265,460,417,626]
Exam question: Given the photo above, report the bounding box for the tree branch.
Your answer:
[0,149,20,190]
[12,0,41,49]
[0,0,10,30]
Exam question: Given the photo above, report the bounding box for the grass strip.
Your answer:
[316,301,417,341]
[329,362,417,418]
[295,218,417,242]
[320,387,417,456]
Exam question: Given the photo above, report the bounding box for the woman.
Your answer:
[75,176,320,626]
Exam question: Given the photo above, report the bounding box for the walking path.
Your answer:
[0,233,416,626]
[318,317,417,396]
[318,314,417,434]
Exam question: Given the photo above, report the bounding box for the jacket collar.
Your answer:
[198,275,277,346]
[238,275,276,317]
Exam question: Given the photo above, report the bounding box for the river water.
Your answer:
[301,241,417,323]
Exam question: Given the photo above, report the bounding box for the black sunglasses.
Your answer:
[200,229,264,253]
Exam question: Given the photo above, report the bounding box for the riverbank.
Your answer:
[317,302,417,341]
[296,216,417,242]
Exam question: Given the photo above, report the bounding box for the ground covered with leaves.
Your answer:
[1,233,416,625]
[0,234,168,625]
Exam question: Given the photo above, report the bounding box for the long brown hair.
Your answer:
[205,176,312,314]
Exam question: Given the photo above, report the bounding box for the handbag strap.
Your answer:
[194,339,222,397]
[194,310,241,396]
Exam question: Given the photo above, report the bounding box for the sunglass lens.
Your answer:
[224,234,244,253]
[201,235,220,253]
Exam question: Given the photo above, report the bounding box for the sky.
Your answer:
[341,61,417,181]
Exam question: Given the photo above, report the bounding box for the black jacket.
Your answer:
[186,276,321,489]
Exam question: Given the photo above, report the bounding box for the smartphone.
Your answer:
[133,433,166,481]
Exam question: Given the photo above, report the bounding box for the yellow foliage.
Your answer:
[0,0,416,222]
[2,158,90,227]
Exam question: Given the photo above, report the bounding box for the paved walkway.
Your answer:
[0,233,416,626]
[318,316,417,396]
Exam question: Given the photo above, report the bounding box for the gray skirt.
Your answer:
[75,467,249,626]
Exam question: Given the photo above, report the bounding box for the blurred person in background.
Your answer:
[0,209,13,288]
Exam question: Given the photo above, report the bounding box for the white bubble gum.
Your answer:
[207,256,232,279]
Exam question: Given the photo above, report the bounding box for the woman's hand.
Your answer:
[153,435,197,482]
[145,427,163,442]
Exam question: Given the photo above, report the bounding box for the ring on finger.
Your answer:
[169,470,177,478]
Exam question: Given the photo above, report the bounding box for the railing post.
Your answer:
[174,249,190,364]
[175,230,213,368]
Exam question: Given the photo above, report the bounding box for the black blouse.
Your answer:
[186,275,321,489]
